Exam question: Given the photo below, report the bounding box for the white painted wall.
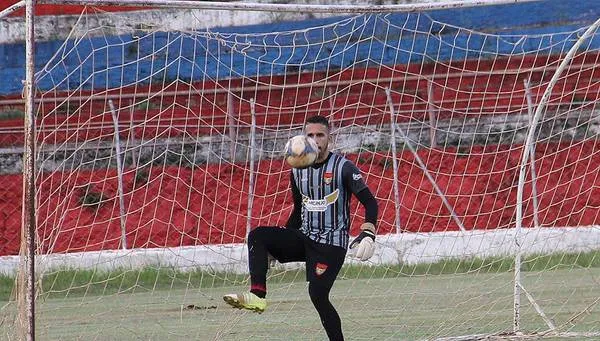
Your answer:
[0,0,449,44]
[1,227,599,275]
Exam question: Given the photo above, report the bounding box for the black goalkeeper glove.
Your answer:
[349,223,376,261]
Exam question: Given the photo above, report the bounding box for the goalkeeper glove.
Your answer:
[349,223,376,261]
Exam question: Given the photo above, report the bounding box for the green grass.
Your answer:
[1,251,599,340]
[2,268,599,340]
[0,276,13,300]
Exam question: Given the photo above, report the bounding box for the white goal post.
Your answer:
[6,0,600,340]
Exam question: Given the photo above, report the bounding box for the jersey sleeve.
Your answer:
[285,170,303,230]
[342,161,368,195]
[342,160,378,227]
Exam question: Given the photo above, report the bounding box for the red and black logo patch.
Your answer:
[315,262,328,276]
[324,171,333,185]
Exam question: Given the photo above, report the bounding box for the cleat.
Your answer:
[223,292,267,313]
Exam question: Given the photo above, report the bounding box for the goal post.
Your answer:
[8,0,600,339]
[512,17,600,333]
[18,1,37,341]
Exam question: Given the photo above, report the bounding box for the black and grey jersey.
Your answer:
[291,152,368,248]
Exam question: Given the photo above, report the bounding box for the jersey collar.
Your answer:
[311,152,332,168]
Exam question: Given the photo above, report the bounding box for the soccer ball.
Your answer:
[284,135,319,168]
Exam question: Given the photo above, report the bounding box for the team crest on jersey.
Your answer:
[315,262,328,276]
[324,171,333,185]
[302,189,339,212]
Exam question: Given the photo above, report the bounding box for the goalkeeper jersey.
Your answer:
[290,152,367,248]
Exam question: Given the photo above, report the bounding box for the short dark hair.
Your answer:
[305,115,330,131]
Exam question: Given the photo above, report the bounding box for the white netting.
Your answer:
[3,2,600,340]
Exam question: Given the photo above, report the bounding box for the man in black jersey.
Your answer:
[224,115,378,341]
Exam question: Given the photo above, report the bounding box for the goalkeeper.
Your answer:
[224,115,379,341]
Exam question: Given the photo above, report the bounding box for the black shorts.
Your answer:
[258,227,347,287]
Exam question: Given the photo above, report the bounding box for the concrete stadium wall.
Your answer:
[0,1,599,258]
[0,0,446,43]
[2,227,600,275]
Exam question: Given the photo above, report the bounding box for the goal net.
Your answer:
[4,1,600,340]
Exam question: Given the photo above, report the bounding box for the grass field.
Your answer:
[1,262,598,340]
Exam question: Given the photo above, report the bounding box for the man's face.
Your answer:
[305,122,330,163]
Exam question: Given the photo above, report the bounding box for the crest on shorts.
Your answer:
[324,171,333,185]
[315,262,328,276]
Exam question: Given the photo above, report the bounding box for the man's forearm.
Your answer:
[355,188,378,227]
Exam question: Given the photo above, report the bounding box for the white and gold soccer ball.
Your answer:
[284,135,318,168]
